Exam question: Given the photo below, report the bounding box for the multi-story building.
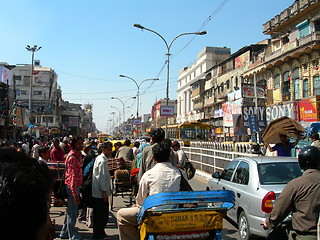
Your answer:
[177,47,231,123]
[244,0,320,126]
[151,99,177,128]
[13,62,60,136]
[175,0,320,143]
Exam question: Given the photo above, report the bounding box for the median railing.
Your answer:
[181,141,255,174]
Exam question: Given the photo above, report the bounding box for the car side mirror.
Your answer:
[212,172,220,179]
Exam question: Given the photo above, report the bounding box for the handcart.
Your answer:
[47,161,66,207]
[108,157,133,210]
[137,190,235,240]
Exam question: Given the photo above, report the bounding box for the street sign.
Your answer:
[160,106,174,116]
[133,119,141,125]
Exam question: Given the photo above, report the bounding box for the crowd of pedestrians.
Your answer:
[0,130,319,240]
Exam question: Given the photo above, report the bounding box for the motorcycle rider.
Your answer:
[263,145,320,239]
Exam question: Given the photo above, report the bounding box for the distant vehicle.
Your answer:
[161,121,211,146]
[97,133,113,142]
[206,156,302,240]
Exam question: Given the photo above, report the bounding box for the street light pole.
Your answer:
[133,24,206,136]
[111,96,136,124]
[111,106,121,127]
[25,45,41,122]
[119,75,159,118]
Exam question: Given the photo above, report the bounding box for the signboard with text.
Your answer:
[242,106,267,130]
[266,102,299,123]
[299,98,317,122]
[160,106,174,116]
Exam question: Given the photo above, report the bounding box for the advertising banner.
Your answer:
[299,98,317,122]
[242,106,267,130]
[68,117,78,127]
[160,106,174,116]
[0,66,13,86]
[242,83,265,98]
[133,119,141,125]
[235,51,250,69]
[214,109,224,118]
[233,114,247,135]
[266,102,299,123]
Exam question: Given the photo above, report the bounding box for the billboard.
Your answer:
[242,83,265,98]
[242,106,267,130]
[160,106,174,116]
[235,51,250,69]
[299,98,318,122]
[266,102,299,123]
[0,66,13,86]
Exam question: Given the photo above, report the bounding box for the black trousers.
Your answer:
[93,197,109,239]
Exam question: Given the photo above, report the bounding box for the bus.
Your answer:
[97,133,113,142]
[162,122,212,146]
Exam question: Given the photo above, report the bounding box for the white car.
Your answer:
[206,156,302,240]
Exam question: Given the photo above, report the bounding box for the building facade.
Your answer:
[174,0,320,143]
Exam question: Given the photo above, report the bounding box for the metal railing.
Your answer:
[181,142,255,174]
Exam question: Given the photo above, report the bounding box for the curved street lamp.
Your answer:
[25,45,42,119]
[111,96,136,123]
[133,24,206,136]
[111,106,121,126]
[119,75,159,118]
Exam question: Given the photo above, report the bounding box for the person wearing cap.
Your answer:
[265,134,300,157]
[50,138,64,162]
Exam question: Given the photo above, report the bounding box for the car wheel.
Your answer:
[238,211,252,240]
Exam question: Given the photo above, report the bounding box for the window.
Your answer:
[314,19,320,32]
[24,76,31,85]
[258,162,302,185]
[314,75,320,95]
[20,90,27,95]
[294,78,301,100]
[282,71,291,101]
[13,75,21,81]
[220,161,239,181]
[274,74,280,89]
[296,20,310,38]
[232,161,249,185]
[33,91,42,95]
[303,79,309,98]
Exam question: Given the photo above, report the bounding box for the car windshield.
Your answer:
[258,162,302,185]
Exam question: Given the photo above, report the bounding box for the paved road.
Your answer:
[51,173,241,240]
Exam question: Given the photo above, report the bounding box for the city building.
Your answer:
[174,0,320,143]
[177,47,231,123]
[151,98,177,128]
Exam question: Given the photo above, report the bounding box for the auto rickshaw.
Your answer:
[137,190,235,240]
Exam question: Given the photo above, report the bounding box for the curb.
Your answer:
[195,169,212,181]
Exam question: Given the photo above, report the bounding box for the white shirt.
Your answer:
[175,149,187,168]
[22,143,29,154]
[92,153,112,198]
[136,162,182,206]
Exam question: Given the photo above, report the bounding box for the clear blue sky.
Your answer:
[0,0,294,132]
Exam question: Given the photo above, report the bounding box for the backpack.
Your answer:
[81,158,95,208]
[83,158,95,181]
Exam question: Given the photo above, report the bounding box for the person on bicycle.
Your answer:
[263,145,320,239]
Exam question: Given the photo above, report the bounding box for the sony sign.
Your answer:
[266,102,299,123]
[242,106,267,128]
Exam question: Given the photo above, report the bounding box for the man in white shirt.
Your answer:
[117,142,183,240]
[92,142,113,240]
[172,141,187,169]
